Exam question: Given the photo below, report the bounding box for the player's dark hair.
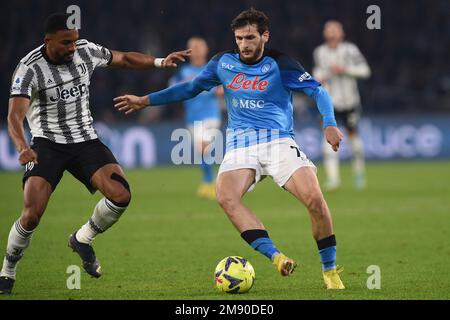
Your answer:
[44,13,70,34]
[230,7,269,34]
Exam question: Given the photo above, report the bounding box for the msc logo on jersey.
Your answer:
[231,98,265,109]
[261,63,271,73]
[49,83,88,102]
[226,73,268,91]
[298,72,312,82]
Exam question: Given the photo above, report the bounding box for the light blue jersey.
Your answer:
[169,64,221,125]
[150,49,336,151]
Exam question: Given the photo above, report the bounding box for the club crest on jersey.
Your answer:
[226,73,268,91]
[49,83,87,102]
[77,63,87,75]
[261,63,271,73]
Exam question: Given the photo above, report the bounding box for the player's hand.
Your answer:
[19,147,38,165]
[163,49,192,68]
[113,95,149,115]
[324,126,344,152]
[330,64,346,75]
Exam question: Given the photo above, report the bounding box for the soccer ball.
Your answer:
[214,256,255,294]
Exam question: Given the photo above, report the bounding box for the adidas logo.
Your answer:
[47,78,53,85]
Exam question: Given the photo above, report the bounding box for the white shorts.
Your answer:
[187,119,221,149]
[218,138,316,191]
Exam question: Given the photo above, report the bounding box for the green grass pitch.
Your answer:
[0,161,449,300]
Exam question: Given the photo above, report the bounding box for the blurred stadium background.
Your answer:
[1,0,450,168]
[0,0,449,300]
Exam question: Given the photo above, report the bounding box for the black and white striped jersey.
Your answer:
[10,39,113,144]
[313,41,371,111]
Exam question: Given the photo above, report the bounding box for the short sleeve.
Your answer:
[10,63,35,99]
[83,40,113,68]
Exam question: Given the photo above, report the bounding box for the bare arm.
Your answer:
[109,49,191,69]
[8,97,38,164]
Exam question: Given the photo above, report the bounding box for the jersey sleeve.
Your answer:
[84,40,113,68]
[278,54,321,92]
[10,63,36,99]
[344,43,371,79]
[149,56,221,106]
[276,53,336,128]
[191,55,222,90]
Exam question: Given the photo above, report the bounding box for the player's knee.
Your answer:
[21,206,44,230]
[108,188,131,208]
[217,192,239,213]
[305,193,327,217]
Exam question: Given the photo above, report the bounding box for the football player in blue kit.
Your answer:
[114,8,345,289]
[169,37,222,199]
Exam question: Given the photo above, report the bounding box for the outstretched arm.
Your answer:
[114,80,206,114]
[109,49,191,69]
[114,55,221,114]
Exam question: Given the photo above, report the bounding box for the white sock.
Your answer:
[350,135,365,177]
[76,197,127,244]
[323,138,340,185]
[0,220,33,279]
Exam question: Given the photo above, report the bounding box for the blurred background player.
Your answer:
[169,37,223,199]
[313,20,371,190]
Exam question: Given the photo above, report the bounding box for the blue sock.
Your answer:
[201,158,213,183]
[317,235,337,271]
[241,229,280,261]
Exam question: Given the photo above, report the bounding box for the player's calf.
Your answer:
[69,173,131,276]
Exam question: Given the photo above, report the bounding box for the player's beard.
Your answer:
[54,50,74,64]
[239,41,264,64]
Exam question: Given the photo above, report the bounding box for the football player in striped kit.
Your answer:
[0,13,190,295]
[313,21,371,190]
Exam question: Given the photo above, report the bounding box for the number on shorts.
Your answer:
[290,146,305,160]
